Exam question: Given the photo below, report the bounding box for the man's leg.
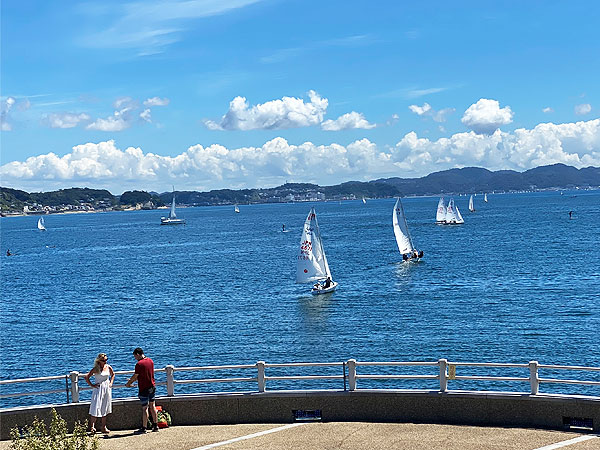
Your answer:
[142,404,149,429]
[149,401,159,428]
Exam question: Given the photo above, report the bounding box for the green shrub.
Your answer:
[10,408,99,450]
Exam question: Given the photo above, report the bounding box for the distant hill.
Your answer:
[2,164,599,212]
[374,164,600,195]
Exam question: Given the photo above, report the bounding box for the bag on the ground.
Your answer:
[147,405,171,429]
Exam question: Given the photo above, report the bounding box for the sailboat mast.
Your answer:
[313,210,331,278]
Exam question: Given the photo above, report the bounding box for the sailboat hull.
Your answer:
[161,217,186,225]
[311,281,338,295]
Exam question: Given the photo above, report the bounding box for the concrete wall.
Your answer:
[2,389,599,440]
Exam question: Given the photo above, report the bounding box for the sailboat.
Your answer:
[469,195,475,212]
[160,188,186,225]
[362,197,367,204]
[234,204,240,213]
[37,217,46,231]
[445,198,464,224]
[436,197,446,223]
[296,208,337,295]
[484,193,488,202]
[393,198,422,261]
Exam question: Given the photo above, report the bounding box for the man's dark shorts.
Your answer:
[138,386,156,406]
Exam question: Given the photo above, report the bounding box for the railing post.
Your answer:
[69,371,80,403]
[347,359,357,391]
[257,361,266,392]
[529,361,539,395]
[166,365,175,396]
[438,359,448,392]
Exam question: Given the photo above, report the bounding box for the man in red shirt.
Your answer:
[126,347,159,433]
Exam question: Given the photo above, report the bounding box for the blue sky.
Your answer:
[1,0,599,193]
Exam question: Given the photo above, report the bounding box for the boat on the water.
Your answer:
[445,198,464,224]
[362,197,367,204]
[393,198,423,261]
[469,194,475,212]
[234,204,240,213]
[296,207,337,295]
[484,193,488,202]
[161,188,186,225]
[37,217,46,231]
[436,197,446,223]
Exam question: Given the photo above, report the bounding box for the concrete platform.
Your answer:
[1,422,598,450]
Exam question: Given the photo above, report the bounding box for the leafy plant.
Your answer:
[10,408,99,450]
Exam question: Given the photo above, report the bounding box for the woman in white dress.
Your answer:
[85,353,115,434]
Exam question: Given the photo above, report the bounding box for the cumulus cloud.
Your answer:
[2,119,599,193]
[43,112,91,129]
[409,103,455,123]
[461,98,514,134]
[575,103,592,115]
[86,97,141,131]
[321,111,376,131]
[204,90,328,131]
[542,107,554,113]
[143,97,170,107]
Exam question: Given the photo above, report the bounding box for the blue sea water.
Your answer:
[1,191,599,407]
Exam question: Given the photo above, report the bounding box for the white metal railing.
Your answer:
[2,359,600,409]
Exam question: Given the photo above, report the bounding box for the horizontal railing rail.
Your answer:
[2,358,599,409]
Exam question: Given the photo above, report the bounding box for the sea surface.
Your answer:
[1,191,599,407]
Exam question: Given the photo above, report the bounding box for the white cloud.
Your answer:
[43,113,91,129]
[2,96,31,131]
[409,103,455,123]
[140,109,152,123]
[542,107,554,113]
[86,97,141,131]
[143,97,170,107]
[461,98,514,134]
[409,103,432,116]
[204,90,328,131]
[321,111,376,131]
[575,103,592,115]
[2,119,599,193]
[81,0,263,56]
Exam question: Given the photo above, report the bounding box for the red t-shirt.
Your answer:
[135,357,155,392]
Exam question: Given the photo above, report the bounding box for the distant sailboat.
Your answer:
[484,193,488,202]
[234,204,240,213]
[393,198,422,261]
[445,198,464,224]
[436,197,446,223]
[362,197,367,204]
[161,188,186,225]
[469,195,475,212]
[37,217,46,231]
[297,208,337,295]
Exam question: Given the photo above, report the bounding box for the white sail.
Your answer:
[469,195,475,212]
[169,196,177,219]
[362,197,366,204]
[445,198,458,223]
[484,193,488,202]
[455,204,465,224]
[393,198,414,255]
[296,208,331,283]
[234,205,240,213]
[436,197,446,222]
[37,217,46,231]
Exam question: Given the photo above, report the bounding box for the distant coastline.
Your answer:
[2,163,599,215]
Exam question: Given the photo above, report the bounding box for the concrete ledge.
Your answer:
[2,390,599,440]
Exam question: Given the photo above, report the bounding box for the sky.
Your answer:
[1,0,599,194]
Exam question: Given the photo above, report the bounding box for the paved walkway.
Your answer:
[3,423,597,450]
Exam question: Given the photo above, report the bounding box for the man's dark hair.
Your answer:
[133,347,144,355]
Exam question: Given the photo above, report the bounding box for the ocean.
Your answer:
[1,191,599,407]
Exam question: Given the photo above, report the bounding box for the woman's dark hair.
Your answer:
[133,347,144,355]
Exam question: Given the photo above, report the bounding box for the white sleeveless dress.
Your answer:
[89,367,112,417]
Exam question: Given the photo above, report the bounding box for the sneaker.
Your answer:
[135,427,147,434]
[152,425,159,432]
